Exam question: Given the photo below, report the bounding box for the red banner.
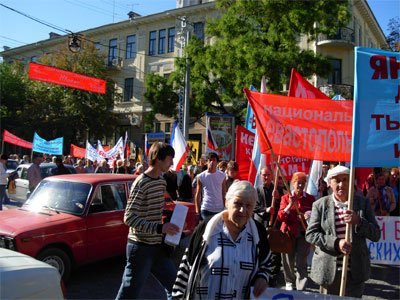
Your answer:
[235,125,255,180]
[28,62,106,94]
[2,130,32,149]
[266,154,311,180]
[70,144,86,158]
[288,68,330,99]
[244,89,353,162]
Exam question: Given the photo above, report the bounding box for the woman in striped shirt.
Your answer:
[173,180,272,299]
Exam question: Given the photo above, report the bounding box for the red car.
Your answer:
[0,174,197,280]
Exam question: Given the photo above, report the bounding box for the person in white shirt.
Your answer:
[195,152,227,220]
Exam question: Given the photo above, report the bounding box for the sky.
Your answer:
[0,0,399,52]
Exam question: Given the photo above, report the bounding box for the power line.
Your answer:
[63,0,126,21]
[0,2,185,61]
[0,2,71,35]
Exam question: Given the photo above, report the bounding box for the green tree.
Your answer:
[386,16,399,51]
[145,0,350,123]
[1,42,118,152]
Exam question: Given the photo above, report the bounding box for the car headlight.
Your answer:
[0,236,16,250]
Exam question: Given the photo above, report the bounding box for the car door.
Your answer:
[85,182,129,261]
[13,166,29,202]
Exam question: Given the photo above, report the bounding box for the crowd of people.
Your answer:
[1,147,399,299]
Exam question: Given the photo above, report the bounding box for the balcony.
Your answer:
[106,57,123,70]
[317,27,355,48]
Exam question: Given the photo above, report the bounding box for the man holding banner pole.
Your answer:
[305,165,380,297]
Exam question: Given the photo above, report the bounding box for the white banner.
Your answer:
[251,287,356,299]
[367,216,400,265]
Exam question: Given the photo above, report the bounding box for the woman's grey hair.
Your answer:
[225,180,257,205]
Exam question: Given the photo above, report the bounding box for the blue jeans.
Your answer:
[0,185,6,210]
[200,209,218,221]
[116,240,177,299]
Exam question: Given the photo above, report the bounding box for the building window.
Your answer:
[328,59,342,84]
[358,25,362,46]
[155,122,161,132]
[124,78,134,102]
[165,122,171,133]
[108,38,118,65]
[158,29,166,54]
[194,22,205,42]
[95,42,101,50]
[30,56,37,62]
[168,27,175,53]
[126,35,136,59]
[149,31,156,56]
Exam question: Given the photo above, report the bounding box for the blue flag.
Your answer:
[352,47,400,167]
[32,132,64,155]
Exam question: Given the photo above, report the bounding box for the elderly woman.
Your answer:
[277,172,315,291]
[173,180,272,299]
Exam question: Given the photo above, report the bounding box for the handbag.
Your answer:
[268,227,294,253]
[267,216,294,253]
[7,180,16,194]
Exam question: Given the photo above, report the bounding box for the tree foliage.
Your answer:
[145,0,350,123]
[0,42,118,152]
[386,16,399,52]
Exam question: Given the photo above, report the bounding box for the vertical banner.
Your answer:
[352,47,400,167]
[205,113,235,161]
[235,125,255,180]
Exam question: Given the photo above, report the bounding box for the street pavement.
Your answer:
[2,203,399,299]
[64,253,399,299]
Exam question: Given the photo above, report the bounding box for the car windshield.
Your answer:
[25,180,91,215]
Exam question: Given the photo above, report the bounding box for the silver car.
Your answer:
[10,163,76,203]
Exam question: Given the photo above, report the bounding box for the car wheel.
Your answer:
[37,248,72,281]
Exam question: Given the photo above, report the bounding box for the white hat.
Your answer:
[325,165,350,183]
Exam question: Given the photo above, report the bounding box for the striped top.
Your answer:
[124,173,166,244]
[194,221,264,299]
[333,199,350,270]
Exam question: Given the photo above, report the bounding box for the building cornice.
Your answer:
[354,0,388,48]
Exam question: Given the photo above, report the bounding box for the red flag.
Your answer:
[70,144,86,158]
[2,130,32,149]
[288,68,330,99]
[244,88,353,162]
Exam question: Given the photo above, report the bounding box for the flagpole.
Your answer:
[339,167,356,296]
[270,155,281,227]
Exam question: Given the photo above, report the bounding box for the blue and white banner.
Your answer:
[367,216,400,265]
[32,132,63,155]
[86,141,101,162]
[352,47,400,167]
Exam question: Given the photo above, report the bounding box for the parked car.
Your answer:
[0,248,64,299]
[0,174,197,281]
[10,162,76,203]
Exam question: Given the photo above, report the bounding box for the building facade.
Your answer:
[0,0,387,155]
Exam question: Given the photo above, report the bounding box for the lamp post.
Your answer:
[68,34,82,53]
[177,16,192,140]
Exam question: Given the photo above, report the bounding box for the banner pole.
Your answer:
[270,155,281,227]
[339,167,356,296]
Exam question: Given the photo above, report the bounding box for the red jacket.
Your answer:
[278,192,315,236]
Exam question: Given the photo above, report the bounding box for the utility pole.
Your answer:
[177,16,191,140]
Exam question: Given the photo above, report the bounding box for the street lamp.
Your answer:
[68,34,82,53]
